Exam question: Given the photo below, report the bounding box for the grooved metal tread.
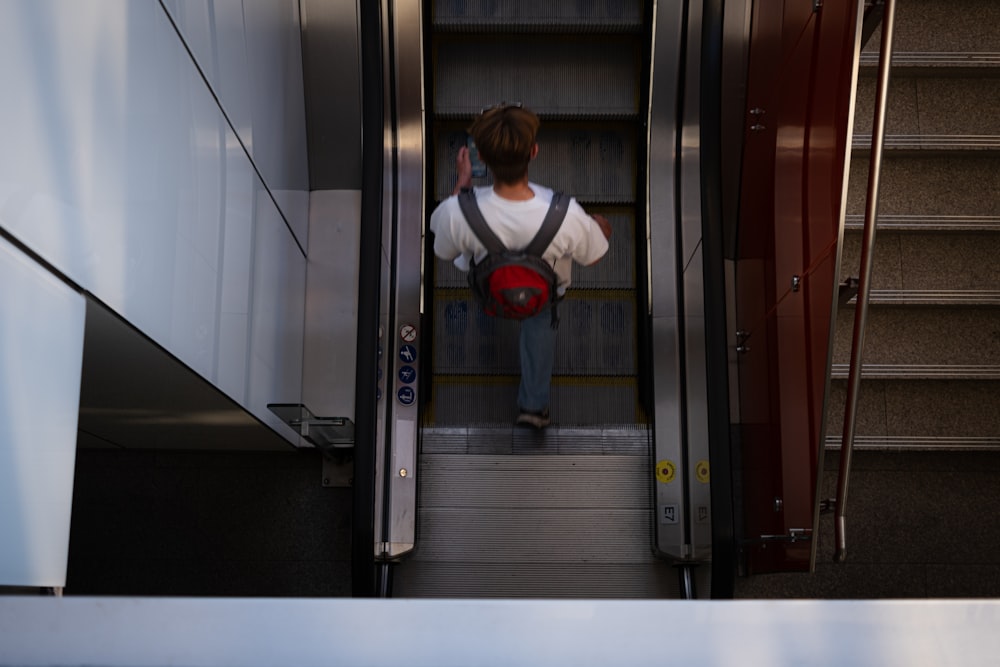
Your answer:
[392,562,680,598]
[417,452,652,507]
[392,451,678,598]
[426,380,647,429]
[433,38,641,120]
[421,426,650,455]
[431,0,645,34]
[413,507,654,563]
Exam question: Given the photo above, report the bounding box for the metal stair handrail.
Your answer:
[834,0,898,564]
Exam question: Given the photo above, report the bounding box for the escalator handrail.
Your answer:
[699,0,736,599]
[352,0,385,597]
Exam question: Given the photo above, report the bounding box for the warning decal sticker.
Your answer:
[656,460,676,484]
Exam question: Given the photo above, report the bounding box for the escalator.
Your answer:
[397,1,667,597]
[365,0,732,599]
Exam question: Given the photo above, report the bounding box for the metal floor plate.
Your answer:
[394,451,681,599]
[422,425,649,455]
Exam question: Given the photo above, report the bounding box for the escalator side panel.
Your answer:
[373,0,424,561]
[683,248,713,560]
[679,0,714,563]
[647,0,693,561]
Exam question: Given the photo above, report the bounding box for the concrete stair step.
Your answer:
[833,305,1000,367]
[854,69,1000,139]
[863,0,1000,53]
[824,377,1000,446]
[839,229,1000,292]
[847,153,1000,217]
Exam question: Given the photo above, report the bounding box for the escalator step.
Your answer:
[432,0,644,33]
[428,375,646,426]
[433,123,639,203]
[434,36,641,120]
[432,291,638,375]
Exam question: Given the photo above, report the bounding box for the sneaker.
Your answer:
[516,408,550,429]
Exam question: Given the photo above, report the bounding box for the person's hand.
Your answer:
[592,213,612,240]
[453,146,473,195]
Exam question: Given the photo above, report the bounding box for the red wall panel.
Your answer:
[735,0,861,573]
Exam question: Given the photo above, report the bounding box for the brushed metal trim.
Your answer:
[647,0,695,561]
[378,0,425,559]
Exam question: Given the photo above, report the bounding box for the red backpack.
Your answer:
[458,189,569,324]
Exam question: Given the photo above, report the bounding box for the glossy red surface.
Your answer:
[735,0,861,573]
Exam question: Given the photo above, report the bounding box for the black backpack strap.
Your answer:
[459,189,569,258]
[529,192,569,330]
[525,191,569,257]
[457,188,507,255]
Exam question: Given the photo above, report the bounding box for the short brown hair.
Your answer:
[469,105,540,184]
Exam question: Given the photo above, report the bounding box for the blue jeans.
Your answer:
[517,308,556,413]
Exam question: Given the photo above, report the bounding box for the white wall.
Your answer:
[0,0,310,441]
[0,237,86,587]
[162,0,310,246]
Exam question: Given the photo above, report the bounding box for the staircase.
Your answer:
[733,0,1000,599]
[830,0,1000,452]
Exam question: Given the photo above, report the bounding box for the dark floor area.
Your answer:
[735,449,1000,598]
[63,447,1000,599]
[66,448,352,597]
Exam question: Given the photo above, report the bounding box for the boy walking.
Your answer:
[430,104,612,428]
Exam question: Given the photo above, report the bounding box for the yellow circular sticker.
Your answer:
[695,460,710,484]
[656,460,676,484]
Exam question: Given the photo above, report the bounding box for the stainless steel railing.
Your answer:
[834,0,897,564]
